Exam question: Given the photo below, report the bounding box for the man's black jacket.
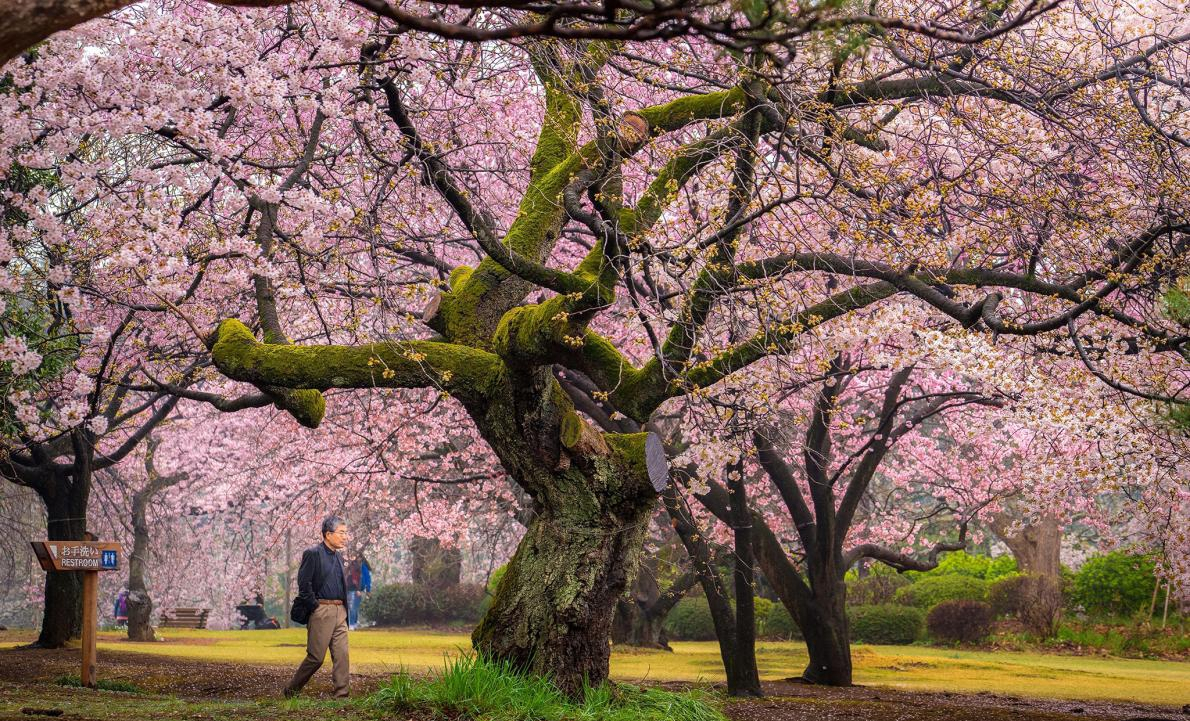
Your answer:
[292,543,348,623]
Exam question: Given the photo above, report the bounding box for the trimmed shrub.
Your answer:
[486,565,508,595]
[763,603,802,641]
[848,573,912,606]
[988,573,1027,617]
[362,583,432,626]
[665,596,785,641]
[437,583,487,623]
[664,597,717,641]
[907,551,1018,581]
[847,604,924,645]
[1071,552,1161,618]
[752,597,774,636]
[362,582,487,626]
[895,574,988,609]
[927,600,994,643]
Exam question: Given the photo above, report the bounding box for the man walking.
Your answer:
[285,516,351,699]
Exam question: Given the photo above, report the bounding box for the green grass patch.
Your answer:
[4,628,1187,706]
[53,674,142,693]
[368,654,724,721]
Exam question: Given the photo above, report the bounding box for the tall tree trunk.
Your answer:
[989,513,1063,637]
[471,470,653,696]
[664,482,761,696]
[35,471,89,648]
[469,372,657,697]
[409,536,462,589]
[726,461,762,696]
[126,490,154,642]
[611,567,695,650]
[751,519,853,686]
[795,575,852,686]
[992,513,1062,578]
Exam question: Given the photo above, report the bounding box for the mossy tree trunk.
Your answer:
[206,45,755,696]
[469,369,657,696]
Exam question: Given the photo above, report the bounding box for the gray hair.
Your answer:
[321,515,347,538]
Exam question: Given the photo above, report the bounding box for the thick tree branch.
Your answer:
[208,318,502,419]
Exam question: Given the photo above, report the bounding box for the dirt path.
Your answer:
[0,646,1183,721]
[728,681,1185,721]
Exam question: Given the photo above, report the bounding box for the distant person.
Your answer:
[346,554,372,629]
[284,516,351,699]
[237,591,268,630]
[114,589,128,626]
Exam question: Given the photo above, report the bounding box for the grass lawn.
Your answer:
[4,628,1185,706]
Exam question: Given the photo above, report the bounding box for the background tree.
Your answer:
[2,0,1186,693]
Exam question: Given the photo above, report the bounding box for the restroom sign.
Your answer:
[30,541,122,572]
[30,539,122,689]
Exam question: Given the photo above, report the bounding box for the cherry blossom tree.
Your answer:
[1,0,1187,693]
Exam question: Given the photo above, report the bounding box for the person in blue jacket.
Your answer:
[346,554,372,629]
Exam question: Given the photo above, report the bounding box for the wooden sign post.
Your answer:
[30,540,121,688]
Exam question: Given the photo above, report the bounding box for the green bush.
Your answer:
[362,582,486,626]
[762,603,802,640]
[370,654,726,721]
[752,597,774,636]
[895,574,988,609]
[1071,552,1162,618]
[847,604,924,645]
[848,573,912,606]
[908,551,1017,581]
[438,583,487,623]
[987,573,1026,617]
[487,564,508,595]
[986,555,1019,580]
[926,600,994,644]
[664,597,718,641]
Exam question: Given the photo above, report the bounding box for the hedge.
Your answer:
[848,573,912,606]
[361,582,486,626]
[927,600,993,643]
[848,604,924,645]
[894,574,989,609]
[664,597,717,641]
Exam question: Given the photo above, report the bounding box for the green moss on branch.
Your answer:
[210,319,503,411]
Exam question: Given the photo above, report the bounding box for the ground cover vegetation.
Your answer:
[0,0,1186,706]
[3,627,1189,707]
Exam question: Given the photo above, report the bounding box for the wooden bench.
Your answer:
[160,607,210,629]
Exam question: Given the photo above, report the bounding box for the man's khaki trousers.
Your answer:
[286,603,349,698]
